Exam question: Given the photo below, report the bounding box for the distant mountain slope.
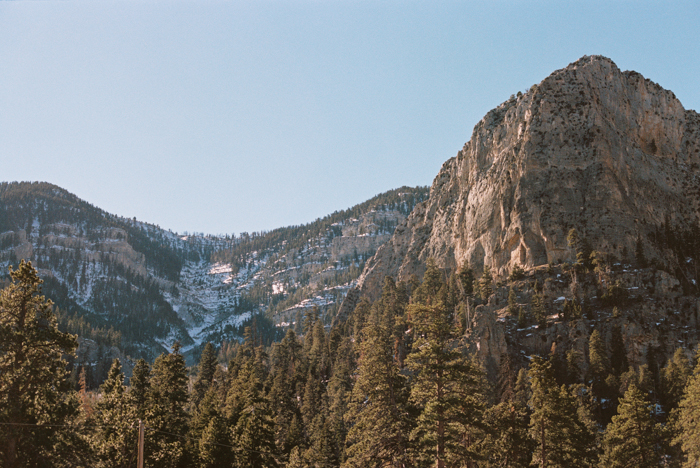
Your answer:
[0,181,428,361]
[0,181,222,358]
[208,186,429,327]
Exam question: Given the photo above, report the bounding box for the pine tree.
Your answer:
[413,259,445,305]
[619,364,654,397]
[300,319,329,437]
[565,349,583,385]
[226,353,262,428]
[672,348,700,466]
[567,228,591,271]
[609,324,628,376]
[326,336,353,464]
[507,287,518,317]
[232,371,278,468]
[600,384,663,468]
[531,294,546,329]
[351,297,372,339]
[268,332,299,448]
[479,401,533,468]
[478,265,493,302]
[199,414,233,468]
[0,260,82,468]
[129,358,151,420]
[79,365,93,419]
[458,263,474,297]
[406,261,487,468]
[190,387,226,464]
[344,304,411,468]
[301,367,323,431]
[509,264,525,281]
[517,306,528,329]
[661,348,692,411]
[192,342,219,408]
[528,356,596,468]
[145,342,190,468]
[513,368,531,406]
[268,329,304,455]
[587,329,610,403]
[496,352,518,402]
[286,446,305,468]
[305,407,336,468]
[92,358,137,468]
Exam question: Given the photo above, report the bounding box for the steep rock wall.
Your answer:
[359,56,700,299]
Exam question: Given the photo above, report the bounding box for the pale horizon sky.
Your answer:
[2,1,699,236]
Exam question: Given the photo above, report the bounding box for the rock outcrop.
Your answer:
[358,56,700,300]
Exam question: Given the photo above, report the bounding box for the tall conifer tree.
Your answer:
[269,328,304,455]
[146,343,190,468]
[92,358,137,468]
[199,414,233,468]
[528,356,596,468]
[478,265,493,302]
[661,348,692,411]
[232,371,278,468]
[344,302,411,468]
[129,358,150,420]
[673,348,700,466]
[600,384,664,468]
[406,260,486,468]
[0,260,82,468]
[588,329,612,414]
[192,342,218,408]
[479,401,533,468]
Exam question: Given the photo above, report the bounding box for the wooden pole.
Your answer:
[138,419,144,468]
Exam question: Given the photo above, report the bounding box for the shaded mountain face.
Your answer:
[358,55,700,299]
[0,181,427,360]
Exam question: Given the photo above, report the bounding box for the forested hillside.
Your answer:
[0,181,429,375]
[0,181,206,361]
[2,259,700,467]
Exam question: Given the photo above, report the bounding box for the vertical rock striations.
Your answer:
[358,55,700,299]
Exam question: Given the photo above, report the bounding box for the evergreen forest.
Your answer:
[2,259,700,468]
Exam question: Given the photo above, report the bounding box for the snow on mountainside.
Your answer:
[0,181,428,361]
[172,206,419,352]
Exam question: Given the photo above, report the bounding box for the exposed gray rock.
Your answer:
[358,56,700,300]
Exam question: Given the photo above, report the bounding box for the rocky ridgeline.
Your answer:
[7,223,165,288]
[358,56,700,298]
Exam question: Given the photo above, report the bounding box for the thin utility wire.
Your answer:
[0,422,121,429]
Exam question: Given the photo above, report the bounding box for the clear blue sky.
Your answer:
[2,1,698,236]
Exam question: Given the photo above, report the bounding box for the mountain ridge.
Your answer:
[357,55,700,300]
[0,181,428,366]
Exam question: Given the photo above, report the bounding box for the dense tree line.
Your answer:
[3,260,700,467]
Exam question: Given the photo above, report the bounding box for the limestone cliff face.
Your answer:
[359,56,700,299]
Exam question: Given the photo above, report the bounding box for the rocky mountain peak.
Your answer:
[358,56,700,298]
